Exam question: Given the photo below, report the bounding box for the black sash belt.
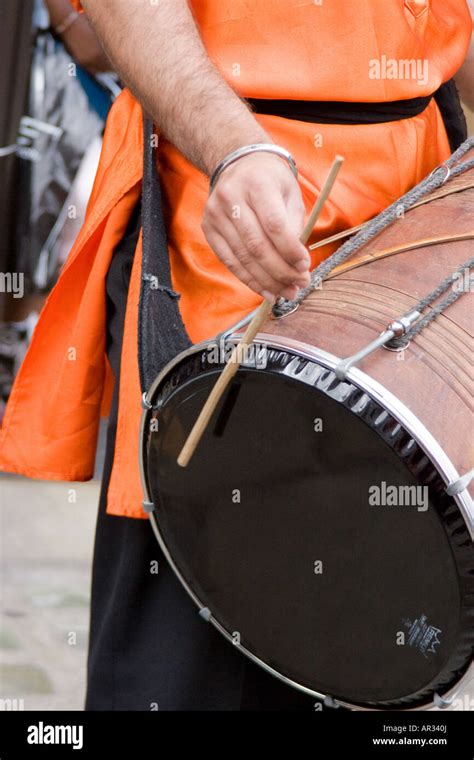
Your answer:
[247,95,433,125]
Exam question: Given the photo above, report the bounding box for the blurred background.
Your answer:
[0,0,119,711]
[0,0,473,712]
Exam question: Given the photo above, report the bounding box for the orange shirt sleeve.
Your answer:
[71,1,84,11]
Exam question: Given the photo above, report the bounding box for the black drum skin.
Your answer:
[142,347,474,709]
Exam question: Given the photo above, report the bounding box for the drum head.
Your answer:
[143,345,474,708]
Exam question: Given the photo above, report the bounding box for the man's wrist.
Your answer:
[209,143,298,193]
[54,9,80,35]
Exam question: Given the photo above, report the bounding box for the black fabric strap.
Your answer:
[434,79,468,152]
[138,117,192,395]
[248,84,467,152]
[247,95,433,124]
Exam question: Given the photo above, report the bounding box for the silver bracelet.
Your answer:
[209,143,298,193]
[55,10,80,35]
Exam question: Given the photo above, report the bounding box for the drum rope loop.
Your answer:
[388,255,474,348]
[273,136,474,324]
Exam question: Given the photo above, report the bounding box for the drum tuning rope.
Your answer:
[335,255,474,378]
[386,257,474,348]
[273,136,474,318]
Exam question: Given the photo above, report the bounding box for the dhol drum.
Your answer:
[140,156,474,710]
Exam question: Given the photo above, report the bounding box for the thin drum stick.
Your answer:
[177,155,344,467]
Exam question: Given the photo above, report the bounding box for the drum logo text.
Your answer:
[403,615,442,659]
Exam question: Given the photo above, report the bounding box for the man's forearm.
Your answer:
[81,0,268,175]
[455,0,474,111]
[81,0,311,304]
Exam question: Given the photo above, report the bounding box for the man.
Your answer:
[1,1,473,710]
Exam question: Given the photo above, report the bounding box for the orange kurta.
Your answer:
[0,1,471,517]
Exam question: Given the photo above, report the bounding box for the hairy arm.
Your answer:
[81,0,271,175]
[80,0,310,300]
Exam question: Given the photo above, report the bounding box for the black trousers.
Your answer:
[85,205,315,710]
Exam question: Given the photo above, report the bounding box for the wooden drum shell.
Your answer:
[260,172,474,502]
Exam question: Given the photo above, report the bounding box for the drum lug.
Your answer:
[383,339,410,352]
[335,310,420,379]
[198,607,212,622]
[323,695,341,709]
[433,691,455,709]
[270,300,300,319]
[446,467,474,496]
[141,392,153,410]
[429,164,451,185]
[142,500,156,514]
[215,308,260,346]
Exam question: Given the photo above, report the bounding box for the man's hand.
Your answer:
[203,153,310,300]
[80,0,311,299]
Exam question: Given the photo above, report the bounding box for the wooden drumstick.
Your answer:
[177,155,344,467]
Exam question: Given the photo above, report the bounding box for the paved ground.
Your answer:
[0,474,98,710]
[0,467,472,712]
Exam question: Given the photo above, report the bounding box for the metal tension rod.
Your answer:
[334,310,421,380]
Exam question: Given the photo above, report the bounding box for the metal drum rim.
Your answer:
[140,334,473,535]
[148,512,474,712]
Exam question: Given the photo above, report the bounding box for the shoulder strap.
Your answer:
[138,116,192,394]
[434,79,468,153]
